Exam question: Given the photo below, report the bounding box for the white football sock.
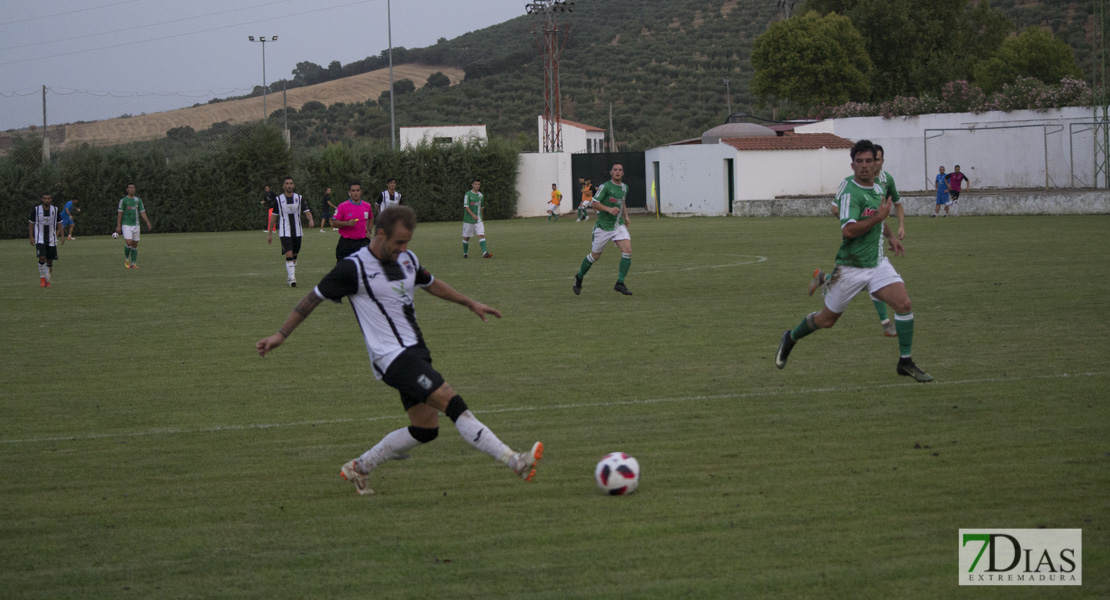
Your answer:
[357,427,423,473]
[38,263,46,278]
[454,410,513,464]
[285,261,295,279]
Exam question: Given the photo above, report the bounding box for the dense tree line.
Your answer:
[753,0,1087,110]
[0,125,518,239]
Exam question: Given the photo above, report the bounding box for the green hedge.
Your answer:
[1,126,518,239]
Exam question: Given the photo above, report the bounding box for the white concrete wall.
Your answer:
[735,147,850,200]
[537,117,605,153]
[643,144,852,216]
[795,107,1102,191]
[399,125,487,149]
[515,152,574,217]
[645,144,735,215]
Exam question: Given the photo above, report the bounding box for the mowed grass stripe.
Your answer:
[2,370,1105,445]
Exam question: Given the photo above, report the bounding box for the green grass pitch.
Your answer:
[1,214,1107,599]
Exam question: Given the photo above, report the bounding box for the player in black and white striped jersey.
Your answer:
[267,177,314,286]
[255,206,543,495]
[28,192,65,287]
[379,178,401,213]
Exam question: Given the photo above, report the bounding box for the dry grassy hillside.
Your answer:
[56,64,463,150]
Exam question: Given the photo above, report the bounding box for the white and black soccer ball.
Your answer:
[112,232,119,238]
[594,452,640,495]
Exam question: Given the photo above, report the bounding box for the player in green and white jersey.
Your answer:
[810,144,906,337]
[462,179,492,258]
[572,162,633,296]
[115,183,154,269]
[777,140,932,382]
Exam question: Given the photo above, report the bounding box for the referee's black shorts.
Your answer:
[336,236,370,261]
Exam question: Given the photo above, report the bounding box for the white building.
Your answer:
[795,106,1101,191]
[399,124,487,149]
[644,123,854,216]
[536,117,606,154]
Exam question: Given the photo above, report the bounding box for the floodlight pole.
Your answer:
[388,0,396,150]
[527,1,574,153]
[248,36,278,123]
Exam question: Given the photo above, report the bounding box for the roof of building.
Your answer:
[702,122,777,144]
[399,124,486,130]
[558,118,605,132]
[721,133,853,152]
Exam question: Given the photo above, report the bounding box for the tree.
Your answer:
[426,72,451,88]
[973,26,1085,93]
[750,11,872,107]
[291,61,325,86]
[802,0,1012,99]
[327,60,342,79]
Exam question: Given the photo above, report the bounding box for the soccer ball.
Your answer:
[112,232,119,239]
[594,452,640,495]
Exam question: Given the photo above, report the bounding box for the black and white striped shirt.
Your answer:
[380,190,401,212]
[275,193,311,237]
[314,247,434,378]
[29,204,59,246]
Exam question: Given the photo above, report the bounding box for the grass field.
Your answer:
[1,214,1107,599]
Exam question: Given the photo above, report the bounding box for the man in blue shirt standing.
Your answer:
[933,166,950,217]
[61,198,80,240]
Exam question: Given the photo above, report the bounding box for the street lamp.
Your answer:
[248,35,278,123]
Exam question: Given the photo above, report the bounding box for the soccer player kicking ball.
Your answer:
[256,206,543,495]
[776,139,932,383]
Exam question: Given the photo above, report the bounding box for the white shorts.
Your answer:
[547,203,560,212]
[122,224,140,241]
[823,258,903,314]
[590,225,631,254]
[462,222,485,238]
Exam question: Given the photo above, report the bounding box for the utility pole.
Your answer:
[388,0,396,150]
[1096,0,1108,188]
[723,78,732,117]
[42,85,49,162]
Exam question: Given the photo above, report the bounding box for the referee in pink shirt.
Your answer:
[332,182,374,261]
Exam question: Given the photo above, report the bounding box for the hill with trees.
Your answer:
[259,0,1098,151]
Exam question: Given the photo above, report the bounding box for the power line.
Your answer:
[0,0,142,27]
[0,0,380,67]
[0,0,299,52]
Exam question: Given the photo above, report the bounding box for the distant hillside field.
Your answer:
[55,64,463,150]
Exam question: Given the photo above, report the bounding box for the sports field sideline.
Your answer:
[2,214,1107,598]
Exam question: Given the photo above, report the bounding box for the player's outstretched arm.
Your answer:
[423,279,502,322]
[256,292,324,356]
